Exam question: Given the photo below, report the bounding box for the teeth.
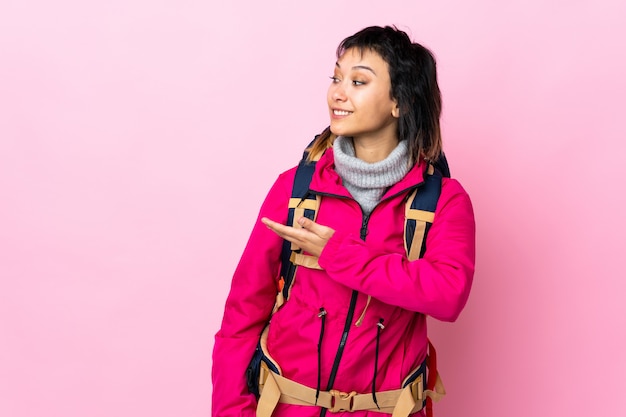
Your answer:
[334,110,352,116]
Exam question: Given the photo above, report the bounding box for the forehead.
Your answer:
[336,48,389,73]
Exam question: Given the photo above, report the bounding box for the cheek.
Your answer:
[373,93,395,115]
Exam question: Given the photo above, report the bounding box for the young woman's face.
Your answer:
[327,48,400,144]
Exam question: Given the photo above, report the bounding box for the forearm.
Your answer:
[319,184,475,321]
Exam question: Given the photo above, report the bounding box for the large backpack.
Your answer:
[248,139,449,417]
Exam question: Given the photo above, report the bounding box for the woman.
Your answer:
[212,26,475,417]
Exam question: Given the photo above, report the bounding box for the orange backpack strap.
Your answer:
[425,339,446,417]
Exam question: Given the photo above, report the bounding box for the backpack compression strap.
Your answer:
[287,194,321,270]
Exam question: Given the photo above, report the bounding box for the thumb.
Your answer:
[297,216,310,227]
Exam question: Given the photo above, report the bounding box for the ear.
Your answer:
[391,102,400,118]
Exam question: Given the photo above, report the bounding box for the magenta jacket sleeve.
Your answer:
[318,178,475,322]
[211,170,293,417]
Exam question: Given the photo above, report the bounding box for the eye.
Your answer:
[329,76,340,83]
[352,80,366,86]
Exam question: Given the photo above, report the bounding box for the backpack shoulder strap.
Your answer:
[403,160,449,417]
[279,141,322,301]
[404,164,444,261]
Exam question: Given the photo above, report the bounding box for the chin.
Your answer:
[329,122,351,137]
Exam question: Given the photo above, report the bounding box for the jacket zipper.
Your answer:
[329,210,370,382]
[311,191,370,417]
[310,185,420,416]
[323,290,358,396]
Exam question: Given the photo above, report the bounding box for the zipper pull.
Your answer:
[354,296,372,327]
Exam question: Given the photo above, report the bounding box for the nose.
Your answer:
[329,82,347,102]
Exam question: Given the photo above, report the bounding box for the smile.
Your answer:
[333,110,353,116]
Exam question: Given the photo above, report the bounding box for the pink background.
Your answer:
[1,1,625,416]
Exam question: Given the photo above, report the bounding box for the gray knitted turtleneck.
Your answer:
[333,136,410,214]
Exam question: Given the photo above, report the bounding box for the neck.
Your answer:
[351,135,399,163]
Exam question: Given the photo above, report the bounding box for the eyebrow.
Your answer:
[335,62,377,76]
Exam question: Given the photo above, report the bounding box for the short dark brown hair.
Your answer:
[309,26,442,164]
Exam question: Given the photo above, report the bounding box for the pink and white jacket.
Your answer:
[212,147,475,417]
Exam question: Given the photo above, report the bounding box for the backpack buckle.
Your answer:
[329,390,357,413]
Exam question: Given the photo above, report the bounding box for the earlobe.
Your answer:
[392,105,400,118]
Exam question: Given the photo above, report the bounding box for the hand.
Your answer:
[261,217,335,258]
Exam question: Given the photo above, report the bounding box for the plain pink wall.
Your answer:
[1,1,625,416]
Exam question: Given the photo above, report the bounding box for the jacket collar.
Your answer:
[309,147,428,199]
